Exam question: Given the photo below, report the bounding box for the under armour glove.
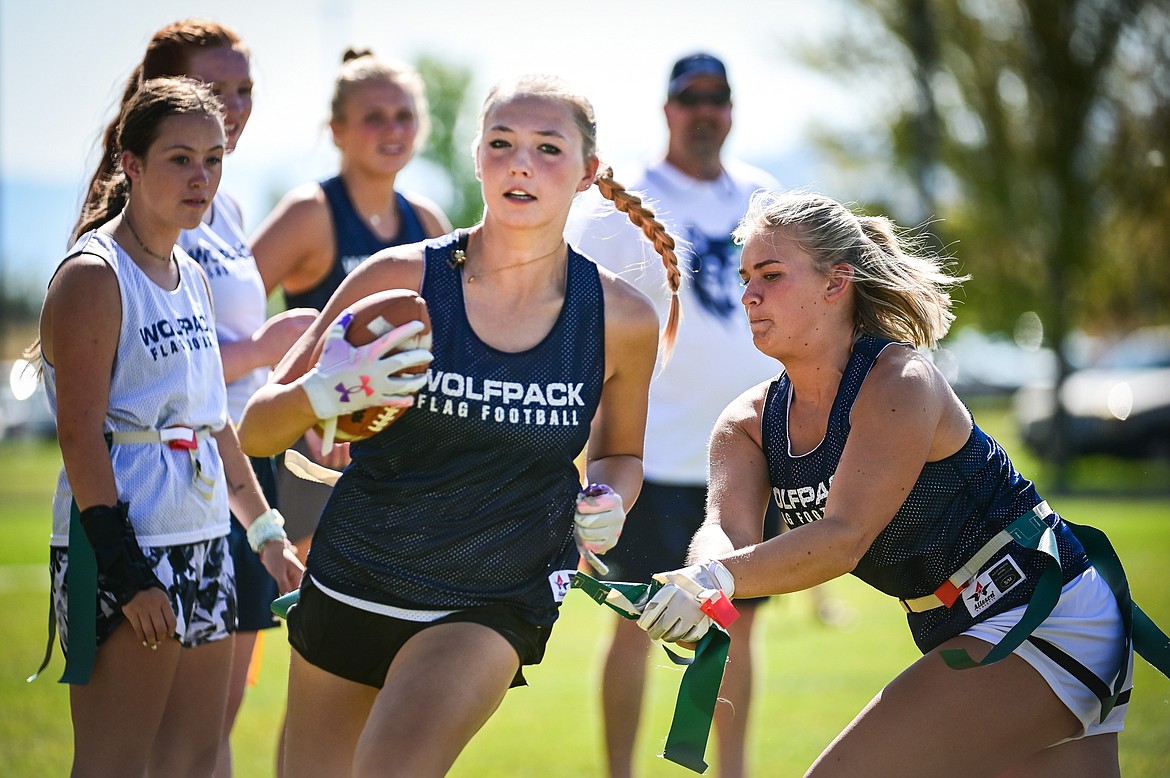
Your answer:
[301,312,432,421]
[637,559,737,643]
[79,501,165,607]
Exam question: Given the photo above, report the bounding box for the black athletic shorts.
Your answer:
[286,576,552,689]
[599,481,781,604]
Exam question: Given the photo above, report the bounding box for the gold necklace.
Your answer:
[123,212,173,264]
[451,241,565,283]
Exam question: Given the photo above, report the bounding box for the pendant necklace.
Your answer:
[450,241,565,283]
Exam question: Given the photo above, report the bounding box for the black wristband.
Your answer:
[78,502,164,606]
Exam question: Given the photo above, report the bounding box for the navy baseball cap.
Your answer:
[668,53,729,97]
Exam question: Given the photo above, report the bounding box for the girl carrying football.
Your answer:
[237,74,678,776]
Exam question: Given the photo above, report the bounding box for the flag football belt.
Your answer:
[107,426,217,500]
[28,425,216,686]
[571,572,731,774]
[895,502,1170,722]
[266,574,733,773]
[899,501,1054,614]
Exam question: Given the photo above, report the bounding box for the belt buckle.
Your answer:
[161,427,198,450]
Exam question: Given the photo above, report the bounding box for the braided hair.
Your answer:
[478,75,682,358]
[593,168,682,358]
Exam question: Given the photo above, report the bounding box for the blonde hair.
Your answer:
[331,48,430,152]
[477,75,682,357]
[733,191,967,348]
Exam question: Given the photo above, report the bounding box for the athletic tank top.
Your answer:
[761,334,1089,652]
[179,192,265,422]
[45,231,230,547]
[308,231,606,625]
[283,176,429,311]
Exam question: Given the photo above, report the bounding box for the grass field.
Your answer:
[1,410,1168,776]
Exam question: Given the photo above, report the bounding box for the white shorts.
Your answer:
[965,566,1131,740]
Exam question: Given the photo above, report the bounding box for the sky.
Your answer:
[0,0,865,293]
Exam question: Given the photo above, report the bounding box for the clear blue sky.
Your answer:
[1,0,863,292]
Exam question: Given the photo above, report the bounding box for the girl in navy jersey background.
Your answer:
[250,48,452,564]
[238,74,680,776]
[638,191,1139,776]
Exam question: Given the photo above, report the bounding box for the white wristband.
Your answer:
[246,508,288,553]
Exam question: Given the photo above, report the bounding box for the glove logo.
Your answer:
[334,376,375,404]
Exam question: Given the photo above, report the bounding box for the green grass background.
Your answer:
[1,403,1167,776]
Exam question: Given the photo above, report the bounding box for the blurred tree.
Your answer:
[804,0,1169,478]
[0,278,46,358]
[415,55,484,229]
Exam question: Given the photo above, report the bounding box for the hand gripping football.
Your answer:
[309,289,432,445]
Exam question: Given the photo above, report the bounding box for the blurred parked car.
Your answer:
[933,327,1056,398]
[0,359,56,440]
[1013,327,1170,459]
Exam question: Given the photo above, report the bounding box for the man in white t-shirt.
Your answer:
[572,53,781,778]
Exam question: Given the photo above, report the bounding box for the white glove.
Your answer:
[574,484,626,574]
[301,311,432,422]
[575,483,625,553]
[637,560,737,643]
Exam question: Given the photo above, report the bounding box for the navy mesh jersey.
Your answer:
[308,232,605,625]
[284,176,429,311]
[762,335,1089,652]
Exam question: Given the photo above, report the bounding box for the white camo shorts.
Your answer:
[49,536,237,653]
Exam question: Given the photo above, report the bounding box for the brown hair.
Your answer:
[29,76,223,374]
[72,77,225,238]
[72,19,243,241]
[477,75,682,358]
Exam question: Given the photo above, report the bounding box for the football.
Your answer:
[309,289,431,444]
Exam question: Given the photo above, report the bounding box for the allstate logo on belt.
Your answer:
[962,555,1026,617]
[549,569,575,602]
